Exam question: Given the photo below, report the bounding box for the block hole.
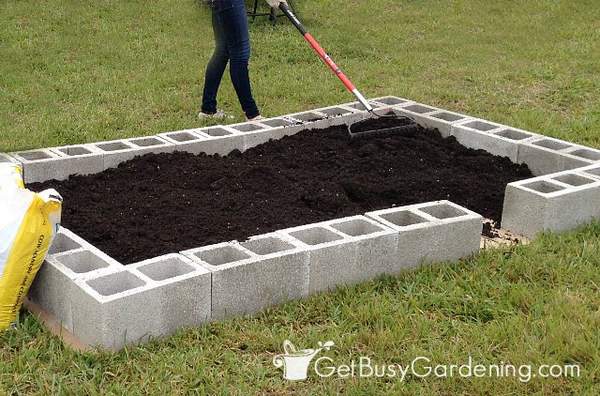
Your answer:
[130,137,164,147]
[420,204,467,219]
[233,123,264,132]
[49,233,82,254]
[96,142,130,152]
[263,119,293,128]
[331,219,384,236]
[348,102,380,111]
[376,97,406,105]
[463,120,497,132]
[551,173,595,186]
[321,107,351,117]
[583,167,600,178]
[495,129,532,141]
[58,146,92,156]
[431,112,464,122]
[194,245,251,266]
[17,151,52,161]
[87,271,145,297]
[522,180,566,194]
[137,257,195,281]
[58,250,110,274]
[294,112,325,122]
[203,127,232,137]
[289,227,343,246]
[379,210,428,227]
[241,236,295,255]
[570,149,600,161]
[404,104,436,114]
[166,132,199,142]
[532,139,571,151]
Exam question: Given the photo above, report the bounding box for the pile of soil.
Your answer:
[30,119,532,264]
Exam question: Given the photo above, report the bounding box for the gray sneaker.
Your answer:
[198,109,230,120]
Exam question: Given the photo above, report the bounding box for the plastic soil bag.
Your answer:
[0,163,62,330]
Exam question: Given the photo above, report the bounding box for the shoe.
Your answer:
[198,109,229,120]
[246,115,264,121]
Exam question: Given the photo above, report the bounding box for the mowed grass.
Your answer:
[1,0,600,393]
[1,0,599,152]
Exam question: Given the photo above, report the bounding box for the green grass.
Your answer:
[1,0,600,393]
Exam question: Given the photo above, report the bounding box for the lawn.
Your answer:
[1,0,600,393]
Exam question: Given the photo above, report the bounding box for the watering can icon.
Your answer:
[273,340,334,381]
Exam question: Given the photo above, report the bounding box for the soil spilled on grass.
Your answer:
[30,119,532,264]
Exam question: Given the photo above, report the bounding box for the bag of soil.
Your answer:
[0,163,62,330]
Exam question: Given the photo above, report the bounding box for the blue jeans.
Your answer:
[202,0,260,118]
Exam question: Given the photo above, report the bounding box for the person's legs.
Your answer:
[201,8,230,114]
[220,0,260,118]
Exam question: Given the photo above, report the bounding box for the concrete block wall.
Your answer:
[366,200,482,268]
[501,165,600,238]
[29,227,212,350]
[281,215,398,294]
[182,233,309,320]
[28,200,481,350]
[70,254,211,349]
[10,148,68,184]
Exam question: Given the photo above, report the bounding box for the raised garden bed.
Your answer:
[11,96,600,350]
[30,117,532,264]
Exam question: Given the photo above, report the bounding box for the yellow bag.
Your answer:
[0,163,62,330]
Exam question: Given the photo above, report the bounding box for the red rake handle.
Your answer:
[279,3,373,112]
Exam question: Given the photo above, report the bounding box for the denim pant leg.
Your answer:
[201,10,229,114]
[217,0,260,118]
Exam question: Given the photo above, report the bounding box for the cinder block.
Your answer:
[10,148,68,184]
[390,107,471,138]
[0,153,19,164]
[517,137,594,176]
[282,223,353,294]
[69,269,149,349]
[158,128,206,144]
[316,105,355,118]
[43,144,105,181]
[28,235,123,333]
[234,121,295,151]
[367,201,482,268]
[290,110,328,123]
[71,261,207,350]
[501,171,600,238]
[346,100,390,111]
[195,126,245,155]
[580,164,600,180]
[127,254,211,340]
[240,116,306,149]
[94,138,176,170]
[315,215,399,291]
[562,145,600,162]
[371,96,412,107]
[229,121,270,133]
[125,135,174,151]
[158,127,245,156]
[183,235,309,320]
[449,122,539,162]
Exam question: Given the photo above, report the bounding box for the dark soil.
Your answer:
[30,119,532,264]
